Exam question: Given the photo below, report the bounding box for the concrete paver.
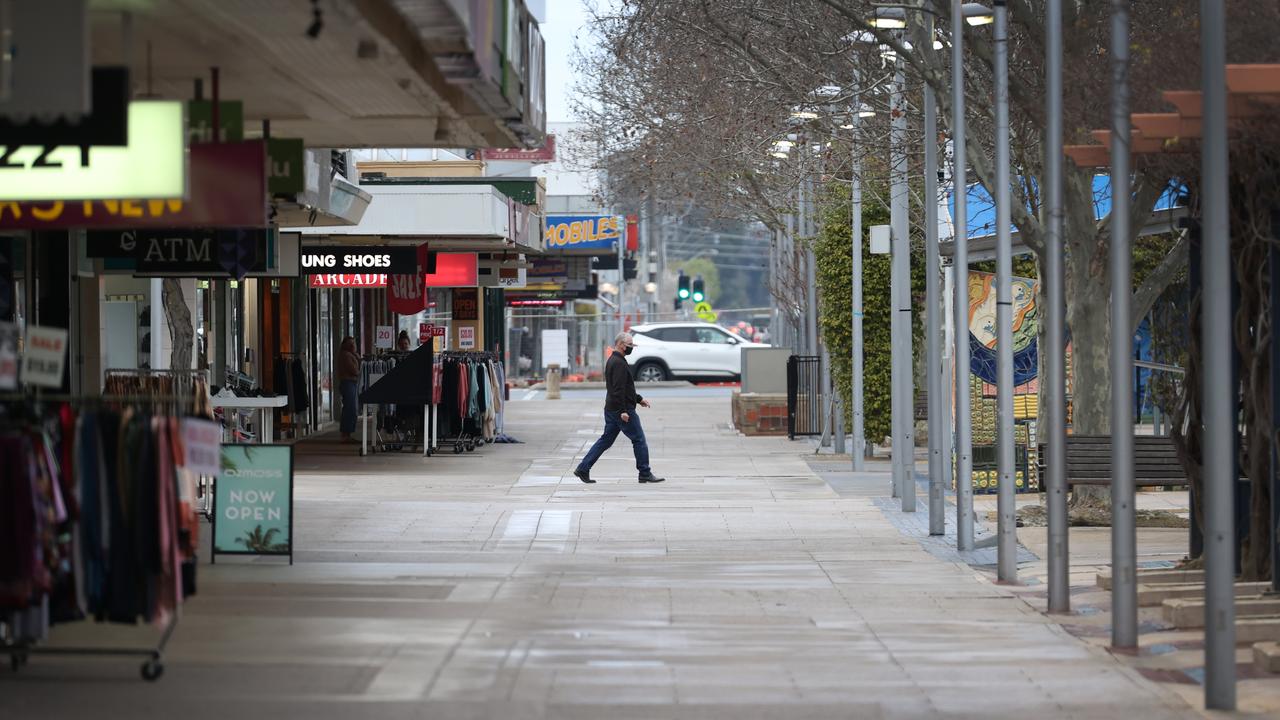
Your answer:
[0,394,1197,718]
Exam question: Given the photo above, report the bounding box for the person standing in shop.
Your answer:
[573,332,665,485]
[337,336,360,442]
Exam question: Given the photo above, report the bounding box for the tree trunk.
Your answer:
[162,278,193,372]
[1062,167,1113,507]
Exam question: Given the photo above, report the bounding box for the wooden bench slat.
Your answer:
[1036,435,1191,488]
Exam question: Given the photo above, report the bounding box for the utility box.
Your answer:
[741,346,790,394]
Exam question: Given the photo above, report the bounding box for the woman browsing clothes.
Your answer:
[338,336,360,442]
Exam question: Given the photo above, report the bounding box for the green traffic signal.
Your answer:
[677,272,690,299]
[691,275,705,303]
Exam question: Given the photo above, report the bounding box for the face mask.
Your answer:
[623,346,634,356]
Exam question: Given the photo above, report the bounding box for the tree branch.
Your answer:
[1131,228,1188,329]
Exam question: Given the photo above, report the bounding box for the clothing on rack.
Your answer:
[103,370,212,418]
[435,352,503,444]
[1,400,198,649]
[272,357,310,413]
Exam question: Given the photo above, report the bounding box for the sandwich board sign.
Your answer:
[213,444,294,564]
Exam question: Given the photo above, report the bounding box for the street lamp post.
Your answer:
[1109,0,1137,648]
[889,45,915,512]
[874,2,993,521]
[993,0,1017,583]
[1200,0,1236,709]
[924,16,944,535]
[1044,0,1069,613]
[851,78,867,472]
[950,0,974,550]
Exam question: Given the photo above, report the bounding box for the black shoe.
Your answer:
[639,475,665,484]
[574,469,595,484]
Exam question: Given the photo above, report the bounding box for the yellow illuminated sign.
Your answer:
[543,215,621,249]
[0,101,187,201]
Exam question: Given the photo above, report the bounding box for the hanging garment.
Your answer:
[457,362,469,421]
[291,359,310,412]
[76,412,108,615]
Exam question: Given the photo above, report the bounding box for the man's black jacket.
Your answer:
[604,352,643,412]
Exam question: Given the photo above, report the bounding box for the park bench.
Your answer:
[1037,434,1190,488]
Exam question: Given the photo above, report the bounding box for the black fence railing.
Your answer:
[787,355,822,439]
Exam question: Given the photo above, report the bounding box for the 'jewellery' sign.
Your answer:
[544,215,623,252]
[479,135,556,163]
[0,101,186,201]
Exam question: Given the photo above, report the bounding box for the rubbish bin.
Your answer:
[546,364,561,400]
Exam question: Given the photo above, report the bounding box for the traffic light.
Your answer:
[677,272,690,300]
[691,275,705,303]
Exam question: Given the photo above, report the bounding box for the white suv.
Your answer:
[626,322,765,381]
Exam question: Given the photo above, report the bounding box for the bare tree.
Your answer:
[575,0,1280,508]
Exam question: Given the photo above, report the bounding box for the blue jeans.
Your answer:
[577,410,652,477]
[340,379,358,434]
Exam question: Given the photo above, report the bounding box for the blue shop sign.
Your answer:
[544,215,622,252]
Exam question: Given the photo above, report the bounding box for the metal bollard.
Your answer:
[546,364,561,400]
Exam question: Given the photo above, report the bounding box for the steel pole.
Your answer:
[952,0,974,551]
[851,77,867,471]
[994,1,1016,582]
[804,175,819,357]
[1200,0,1236,709]
[925,60,944,535]
[1272,214,1280,596]
[1045,0,1070,614]
[891,49,915,511]
[1109,0,1137,648]
[941,263,954,498]
[785,225,793,350]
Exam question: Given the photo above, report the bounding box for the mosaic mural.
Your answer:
[968,270,1039,386]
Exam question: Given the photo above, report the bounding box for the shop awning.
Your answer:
[296,184,542,253]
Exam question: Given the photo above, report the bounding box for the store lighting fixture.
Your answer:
[790,110,820,120]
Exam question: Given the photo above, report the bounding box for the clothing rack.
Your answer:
[274,352,308,439]
[358,351,427,456]
[1,392,199,681]
[433,352,504,454]
[103,369,212,417]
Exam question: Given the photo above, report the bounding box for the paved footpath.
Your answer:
[1,394,1199,719]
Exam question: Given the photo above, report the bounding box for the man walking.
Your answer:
[574,332,665,484]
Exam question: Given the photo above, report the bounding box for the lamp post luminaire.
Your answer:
[869,1,994,532]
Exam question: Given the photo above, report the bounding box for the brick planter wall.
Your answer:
[732,391,789,436]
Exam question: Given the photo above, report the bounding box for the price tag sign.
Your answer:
[459,326,476,349]
[180,418,223,476]
[22,325,68,388]
[375,325,394,349]
[419,323,432,343]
